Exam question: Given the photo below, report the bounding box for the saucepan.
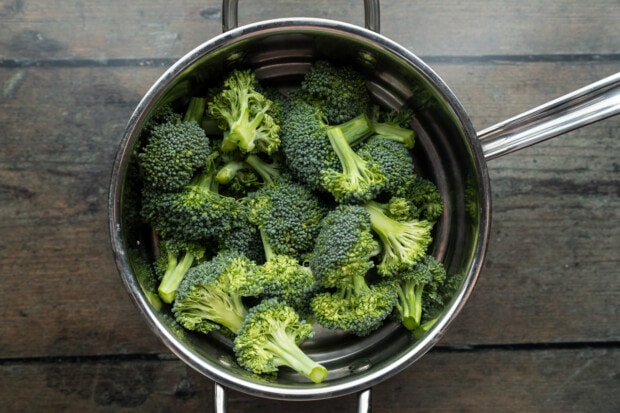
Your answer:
[108,0,620,411]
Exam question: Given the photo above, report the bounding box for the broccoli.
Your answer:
[247,178,326,259]
[321,126,386,204]
[362,200,434,276]
[172,251,262,335]
[208,69,280,155]
[369,105,416,149]
[154,239,206,304]
[233,298,328,383]
[141,168,247,244]
[138,97,211,192]
[256,228,317,315]
[394,174,444,223]
[309,205,396,336]
[301,60,370,124]
[279,99,373,192]
[391,255,446,331]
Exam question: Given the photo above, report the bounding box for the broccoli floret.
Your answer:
[308,205,396,336]
[154,239,206,304]
[247,178,327,259]
[138,97,211,192]
[216,216,265,264]
[256,229,317,315]
[392,255,446,331]
[141,169,247,243]
[279,100,373,192]
[301,60,370,124]
[321,126,386,204]
[356,136,416,197]
[233,298,328,383]
[362,200,434,276]
[208,69,280,155]
[394,175,444,223]
[172,251,262,334]
[310,280,397,337]
[369,105,416,149]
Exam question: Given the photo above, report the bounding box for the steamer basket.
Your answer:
[109,1,620,410]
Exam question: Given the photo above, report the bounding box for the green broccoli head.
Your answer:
[141,170,248,243]
[172,251,262,334]
[301,60,370,124]
[362,200,434,276]
[247,178,327,259]
[208,69,280,155]
[394,175,444,223]
[138,98,211,192]
[309,204,379,288]
[356,136,417,196]
[233,298,328,383]
[310,280,397,337]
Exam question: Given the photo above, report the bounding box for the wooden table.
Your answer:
[1,1,618,411]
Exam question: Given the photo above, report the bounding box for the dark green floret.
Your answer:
[141,168,248,244]
[208,69,280,155]
[256,229,317,315]
[138,97,211,192]
[356,136,415,197]
[309,205,396,336]
[279,100,373,192]
[172,251,262,335]
[233,298,328,383]
[394,174,444,223]
[301,60,370,124]
[247,178,327,259]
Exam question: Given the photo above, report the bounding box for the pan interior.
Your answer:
[112,19,489,400]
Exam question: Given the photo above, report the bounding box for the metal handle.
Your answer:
[222,0,381,32]
[213,384,372,412]
[478,72,620,160]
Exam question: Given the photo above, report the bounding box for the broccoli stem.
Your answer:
[371,122,415,149]
[183,97,206,123]
[263,328,328,384]
[339,113,374,146]
[259,228,276,261]
[245,154,280,184]
[327,127,370,185]
[413,316,439,339]
[395,280,422,330]
[158,251,196,304]
[216,161,247,184]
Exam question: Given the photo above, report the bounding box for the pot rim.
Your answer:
[108,16,491,400]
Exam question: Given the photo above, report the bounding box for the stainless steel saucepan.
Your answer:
[108,1,620,411]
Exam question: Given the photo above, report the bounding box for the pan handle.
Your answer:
[212,383,373,412]
[478,72,620,160]
[221,0,381,32]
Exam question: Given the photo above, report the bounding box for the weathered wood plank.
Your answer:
[1,348,618,412]
[0,62,617,359]
[0,0,618,61]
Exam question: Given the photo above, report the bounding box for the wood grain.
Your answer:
[0,0,618,62]
[1,348,617,412]
[0,0,618,411]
